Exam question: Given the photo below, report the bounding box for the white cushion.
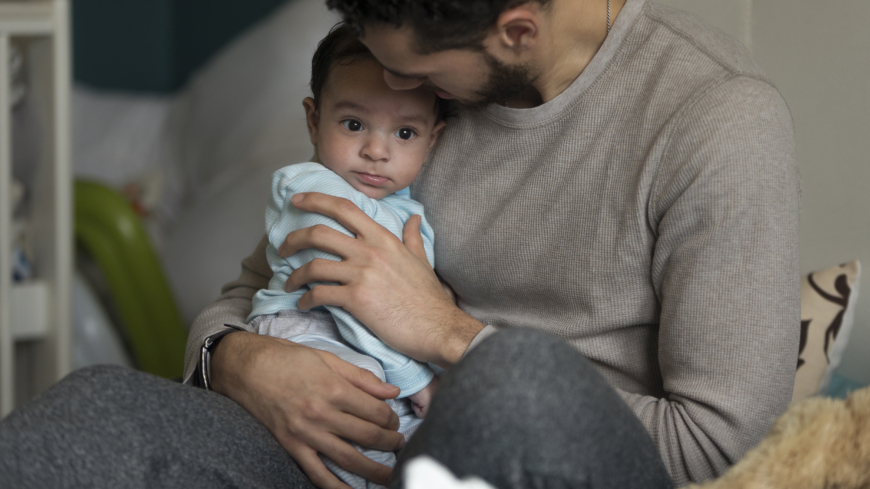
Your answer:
[792,260,862,402]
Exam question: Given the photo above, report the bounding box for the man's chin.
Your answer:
[436,91,492,111]
[453,95,503,112]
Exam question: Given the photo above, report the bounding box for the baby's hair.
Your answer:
[310,23,373,110]
[310,23,451,120]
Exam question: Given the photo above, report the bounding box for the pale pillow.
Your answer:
[167,0,340,205]
[792,260,861,402]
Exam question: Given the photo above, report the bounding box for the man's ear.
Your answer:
[427,119,447,153]
[491,4,540,54]
[303,97,320,146]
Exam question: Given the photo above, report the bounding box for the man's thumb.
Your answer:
[403,215,429,264]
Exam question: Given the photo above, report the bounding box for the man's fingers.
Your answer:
[278,223,357,258]
[329,411,405,451]
[290,192,381,239]
[317,434,394,486]
[325,352,401,401]
[285,258,351,293]
[276,390,396,486]
[402,214,430,265]
[318,353,402,434]
[285,444,352,489]
[213,334,401,488]
[287,428,393,487]
[296,283,347,311]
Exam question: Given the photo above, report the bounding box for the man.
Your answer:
[191,0,800,486]
[0,1,798,488]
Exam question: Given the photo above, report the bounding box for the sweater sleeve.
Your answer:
[182,234,272,384]
[619,76,801,485]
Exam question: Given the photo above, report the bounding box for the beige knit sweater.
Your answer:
[184,0,801,485]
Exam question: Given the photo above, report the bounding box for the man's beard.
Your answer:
[458,52,537,111]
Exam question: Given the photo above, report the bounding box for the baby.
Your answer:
[246,24,447,489]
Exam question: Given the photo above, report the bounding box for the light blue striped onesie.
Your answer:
[248,162,437,489]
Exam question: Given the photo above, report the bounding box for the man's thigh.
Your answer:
[0,365,314,488]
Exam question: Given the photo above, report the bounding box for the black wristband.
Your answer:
[197,325,245,390]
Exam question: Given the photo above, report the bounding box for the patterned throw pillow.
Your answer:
[792,261,862,403]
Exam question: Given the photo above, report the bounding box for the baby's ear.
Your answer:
[428,119,447,152]
[303,97,320,145]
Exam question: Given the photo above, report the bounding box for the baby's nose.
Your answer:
[361,133,390,161]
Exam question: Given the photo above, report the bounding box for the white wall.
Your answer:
[654,0,750,45]
[655,0,870,385]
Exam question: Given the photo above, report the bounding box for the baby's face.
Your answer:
[304,58,444,200]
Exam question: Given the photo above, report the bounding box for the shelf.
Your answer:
[0,1,55,35]
[0,0,70,415]
[10,281,48,341]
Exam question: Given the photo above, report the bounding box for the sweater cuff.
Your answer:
[461,325,499,359]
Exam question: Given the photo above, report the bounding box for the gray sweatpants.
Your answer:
[0,329,672,489]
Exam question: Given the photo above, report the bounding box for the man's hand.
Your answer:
[211,331,405,488]
[279,192,485,368]
[440,280,457,304]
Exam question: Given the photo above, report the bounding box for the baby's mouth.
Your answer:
[356,172,389,186]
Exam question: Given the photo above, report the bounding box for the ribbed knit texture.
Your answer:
[185,0,800,485]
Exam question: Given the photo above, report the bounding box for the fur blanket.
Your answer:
[688,386,870,489]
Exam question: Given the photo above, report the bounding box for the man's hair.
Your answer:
[325,0,552,54]
[310,23,451,120]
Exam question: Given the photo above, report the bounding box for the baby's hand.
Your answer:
[409,376,440,418]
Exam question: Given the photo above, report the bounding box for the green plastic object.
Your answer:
[74,180,187,379]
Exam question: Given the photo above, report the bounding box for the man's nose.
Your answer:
[361,133,390,161]
[383,70,424,90]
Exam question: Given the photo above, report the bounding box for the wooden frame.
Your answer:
[0,0,71,416]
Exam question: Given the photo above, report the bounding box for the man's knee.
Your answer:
[46,364,181,411]
[469,328,588,365]
[454,328,600,395]
[398,328,673,489]
[60,364,143,390]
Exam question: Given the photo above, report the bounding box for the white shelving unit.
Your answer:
[0,0,71,416]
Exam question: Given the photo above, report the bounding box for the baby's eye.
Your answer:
[395,128,417,140]
[342,119,363,131]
